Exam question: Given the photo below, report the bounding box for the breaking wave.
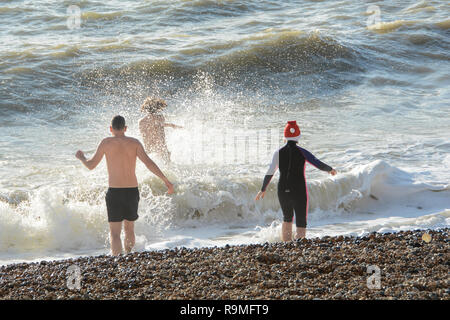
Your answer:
[1,160,448,261]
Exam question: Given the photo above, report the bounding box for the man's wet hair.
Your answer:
[111,115,126,130]
[141,97,167,114]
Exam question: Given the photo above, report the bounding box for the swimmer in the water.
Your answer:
[255,121,337,241]
[138,97,183,163]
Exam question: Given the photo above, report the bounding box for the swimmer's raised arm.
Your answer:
[136,141,174,194]
[76,139,106,170]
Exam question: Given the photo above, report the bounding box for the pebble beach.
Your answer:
[1,229,448,300]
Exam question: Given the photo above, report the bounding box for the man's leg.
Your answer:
[123,220,135,254]
[295,227,306,239]
[294,189,308,240]
[109,222,123,256]
[279,191,294,242]
[281,222,293,242]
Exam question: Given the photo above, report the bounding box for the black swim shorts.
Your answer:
[105,187,140,222]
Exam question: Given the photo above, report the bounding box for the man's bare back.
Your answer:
[101,136,140,188]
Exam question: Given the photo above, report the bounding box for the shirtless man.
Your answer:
[139,97,182,163]
[75,115,174,256]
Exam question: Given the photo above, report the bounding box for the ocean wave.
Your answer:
[368,76,412,87]
[0,38,136,66]
[49,46,85,59]
[368,19,450,33]
[81,11,123,20]
[79,32,362,88]
[209,32,358,73]
[368,20,418,34]
[402,0,436,14]
[1,160,448,256]
[0,6,33,15]
[173,0,257,18]
[435,19,450,30]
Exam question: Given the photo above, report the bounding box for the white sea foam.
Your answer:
[1,160,448,264]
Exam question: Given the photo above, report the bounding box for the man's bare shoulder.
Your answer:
[125,136,143,145]
[101,137,114,144]
[99,137,117,150]
[102,136,140,144]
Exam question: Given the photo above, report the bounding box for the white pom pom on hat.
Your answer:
[284,120,301,141]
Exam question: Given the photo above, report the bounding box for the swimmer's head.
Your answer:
[110,115,127,133]
[284,120,301,142]
[141,97,167,114]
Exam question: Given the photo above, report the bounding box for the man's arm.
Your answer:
[75,140,106,170]
[136,141,174,194]
[164,123,183,129]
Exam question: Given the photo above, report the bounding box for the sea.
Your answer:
[0,0,449,265]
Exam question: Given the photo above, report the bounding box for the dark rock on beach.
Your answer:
[0,229,448,300]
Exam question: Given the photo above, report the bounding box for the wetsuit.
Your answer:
[261,140,333,228]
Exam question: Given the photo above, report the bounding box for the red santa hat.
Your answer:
[284,120,301,141]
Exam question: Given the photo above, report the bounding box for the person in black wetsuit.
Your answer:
[255,121,337,241]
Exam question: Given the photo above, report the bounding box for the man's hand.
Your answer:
[75,150,86,161]
[255,191,266,201]
[329,169,337,176]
